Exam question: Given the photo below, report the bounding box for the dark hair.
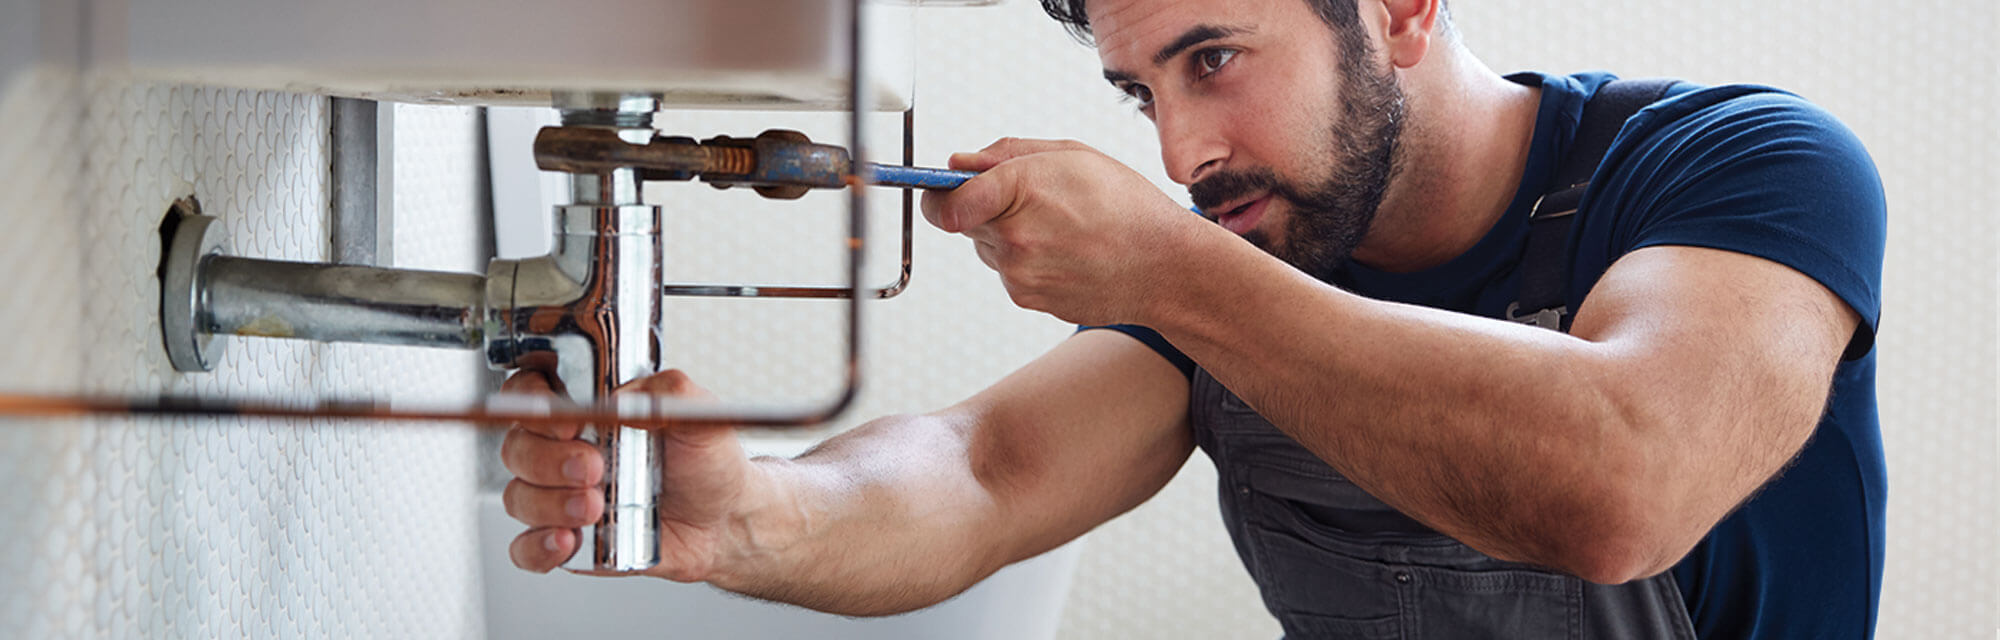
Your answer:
[1038,0,1444,47]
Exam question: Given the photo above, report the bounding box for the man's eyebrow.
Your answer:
[1153,24,1247,66]
[1102,24,1249,87]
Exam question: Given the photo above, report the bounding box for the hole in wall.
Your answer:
[156,196,201,282]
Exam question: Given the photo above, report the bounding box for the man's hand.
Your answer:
[500,369,761,582]
[920,138,1208,326]
[496,333,1197,615]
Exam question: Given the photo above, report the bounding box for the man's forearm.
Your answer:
[1142,232,1664,578]
[703,413,1016,616]
[699,331,1202,610]
[1145,232,1850,584]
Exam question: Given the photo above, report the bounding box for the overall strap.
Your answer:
[1508,78,1680,332]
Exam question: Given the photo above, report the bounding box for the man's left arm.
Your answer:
[923,129,1873,585]
[1143,232,1858,585]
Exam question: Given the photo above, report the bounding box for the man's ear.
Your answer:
[1377,0,1442,69]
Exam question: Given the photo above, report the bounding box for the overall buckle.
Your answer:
[1505,302,1567,330]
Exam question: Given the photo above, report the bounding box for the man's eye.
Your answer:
[1121,84,1154,106]
[1195,49,1237,78]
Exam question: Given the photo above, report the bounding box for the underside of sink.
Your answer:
[100,0,918,110]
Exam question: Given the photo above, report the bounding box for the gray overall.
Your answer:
[1188,78,1700,639]
[1191,369,1697,639]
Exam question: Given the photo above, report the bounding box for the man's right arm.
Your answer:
[503,328,1193,616]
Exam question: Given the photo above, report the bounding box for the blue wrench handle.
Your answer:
[863,163,977,190]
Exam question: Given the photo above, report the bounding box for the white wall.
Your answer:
[0,69,490,640]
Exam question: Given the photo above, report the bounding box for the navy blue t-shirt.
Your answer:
[1093,71,1887,638]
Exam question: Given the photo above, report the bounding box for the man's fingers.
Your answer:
[922,165,1017,234]
[953,137,1090,170]
[920,188,952,231]
[619,368,715,399]
[500,370,552,394]
[614,369,731,432]
[503,479,604,528]
[501,426,603,488]
[617,370,746,446]
[499,371,584,439]
[521,418,583,442]
[509,526,576,573]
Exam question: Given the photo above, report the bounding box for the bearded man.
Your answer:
[500,1,1886,637]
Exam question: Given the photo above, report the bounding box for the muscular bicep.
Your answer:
[938,328,1195,562]
[1569,245,1859,561]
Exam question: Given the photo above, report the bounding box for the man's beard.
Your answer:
[1188,52,1405,282]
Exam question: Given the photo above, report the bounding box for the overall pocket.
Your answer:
[1400,562,1581,640]
[1241,462,1582,640]
[1246,523,1405,639]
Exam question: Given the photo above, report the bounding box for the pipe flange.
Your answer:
[161,198,227,372]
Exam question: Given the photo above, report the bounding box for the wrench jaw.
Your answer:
[696,130,848,200]
[636,136,703,183]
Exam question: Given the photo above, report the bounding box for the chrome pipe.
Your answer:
[553,168,665,574]
[329,97,393,267]
[484,92,669,574]
[200,256,486,350]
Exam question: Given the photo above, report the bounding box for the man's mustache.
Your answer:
[1190,168,1284,214]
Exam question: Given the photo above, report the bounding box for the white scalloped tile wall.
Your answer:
[0,72,486,636]
[0,65,91,640]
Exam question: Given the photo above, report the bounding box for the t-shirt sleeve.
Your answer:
[1590,88,1887,359]
[1077,324,1196,379]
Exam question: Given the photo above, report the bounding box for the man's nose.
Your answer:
[1157,105,1227,186]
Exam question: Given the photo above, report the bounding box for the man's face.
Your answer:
[1090,0,1404,280]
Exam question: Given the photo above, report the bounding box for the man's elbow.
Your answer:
[1530,406,1700,584]
[1559,538,1676,585]
[1539,496,1690,585]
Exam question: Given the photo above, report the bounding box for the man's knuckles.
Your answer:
[919,189,950,229]
[622,368,711,398]
[957,137,1095,178]
[928,177,1006,233]
[1000,137,1090,153]
[500,370,551,394]
[503,480,604,527]
[501,427,602,487]
[976,137,1070,161]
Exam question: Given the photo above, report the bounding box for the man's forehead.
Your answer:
[1091,0,1260,70]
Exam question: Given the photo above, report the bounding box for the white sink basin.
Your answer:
[103,0,921,110]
